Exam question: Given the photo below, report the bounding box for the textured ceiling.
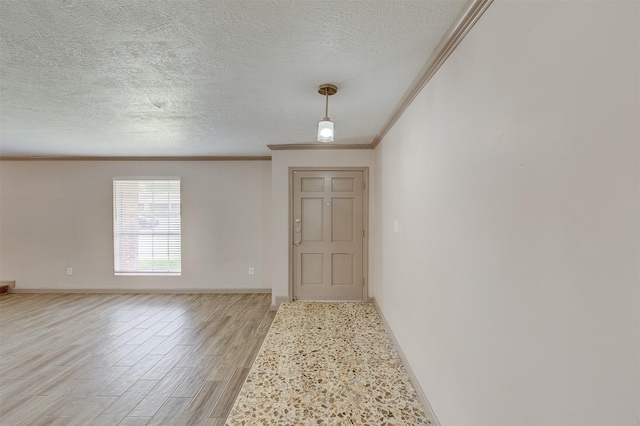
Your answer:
[0,0,467,157]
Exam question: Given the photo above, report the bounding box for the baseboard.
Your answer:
[372,297,440,426]
[10,288,271,294]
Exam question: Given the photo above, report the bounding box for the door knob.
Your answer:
[294,240,302,246]
[294,219,301,223]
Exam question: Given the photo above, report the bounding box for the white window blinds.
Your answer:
[113,178,181,275]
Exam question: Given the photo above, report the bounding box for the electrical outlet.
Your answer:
[67,267,73,275]
[248,267,255,275]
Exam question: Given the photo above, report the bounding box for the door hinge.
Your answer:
[362,181,366,190]
[361,229,365,238]
[361,277,365,287]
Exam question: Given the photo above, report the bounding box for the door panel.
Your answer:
[331,253,354,286]
[331,177,355,192]
[301,253,324,286]
[293,170,365,300]
[331,198,354,242]
[301,198,323,241]
[301,177,324,192]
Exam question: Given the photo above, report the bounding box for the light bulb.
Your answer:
[317,119,334,142]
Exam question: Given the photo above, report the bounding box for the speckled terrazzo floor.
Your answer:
[226,302,430,426]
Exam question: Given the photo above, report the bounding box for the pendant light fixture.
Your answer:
[317,83,337,142]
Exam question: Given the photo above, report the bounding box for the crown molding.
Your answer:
[0,156,272,161]
[370,0,493,149]
[268,143,372,151]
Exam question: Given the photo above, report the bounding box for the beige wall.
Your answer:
[270,149,375,307]
[0,160,272,291]
[373,1,639,425]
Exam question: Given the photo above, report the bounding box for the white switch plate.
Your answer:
[67,267,73,275]
[248,267,255,275]
[393,219,400,233]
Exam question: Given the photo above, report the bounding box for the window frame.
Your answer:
[112,177,182,276]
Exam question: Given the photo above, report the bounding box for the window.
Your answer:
[113,178,181,275]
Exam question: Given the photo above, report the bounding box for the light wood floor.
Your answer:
[0,292,275,426]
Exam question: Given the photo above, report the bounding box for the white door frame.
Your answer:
[288,167,369,302]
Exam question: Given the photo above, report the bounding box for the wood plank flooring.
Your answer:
[0,292,275,426]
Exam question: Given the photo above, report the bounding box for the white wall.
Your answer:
[0,160,272,291]
[270,149,375,307]
[374,1,639,425]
